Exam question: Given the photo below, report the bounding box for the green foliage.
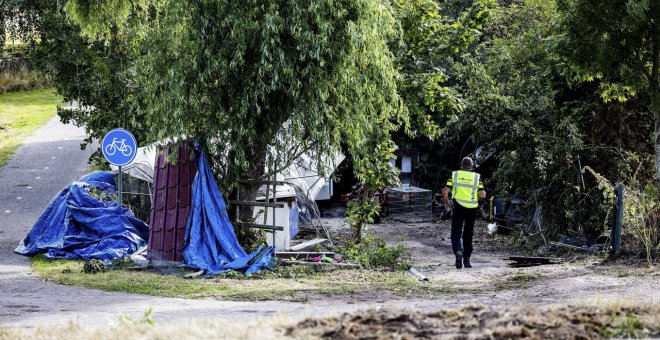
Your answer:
[87,186,118,202]
[557,0,660,180]
[117,307,156,328]
[344,234,410,270]
[393,0,487,138]
[622,181,660,265]
[34,0,413,245]
[111,256,134,269]
[82,256,132,273]
[436,0,656,245]
[390,0,495,191]
[0,1,41,53]
[600,312,648,339]
[0,67,51,94]
[99,0,409,194]
[82,259,107,274]
[346,198,381,242]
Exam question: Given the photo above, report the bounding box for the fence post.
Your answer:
[611,184,624,256]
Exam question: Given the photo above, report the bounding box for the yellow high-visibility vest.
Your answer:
[447,170,483,208]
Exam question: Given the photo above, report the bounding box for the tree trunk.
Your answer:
[650,1,659,182]
[234,152,267,251]
[655,110,660,182]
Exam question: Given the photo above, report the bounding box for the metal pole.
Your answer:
[118,165,123,206]
[272,180,277,248]
[611,184,624,256]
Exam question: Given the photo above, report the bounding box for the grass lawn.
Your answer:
[0,88,62,167]
[31,255,468,302]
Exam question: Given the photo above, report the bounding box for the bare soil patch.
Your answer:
[288,305,660,339]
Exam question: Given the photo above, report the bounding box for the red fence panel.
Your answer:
[148,143,197,262]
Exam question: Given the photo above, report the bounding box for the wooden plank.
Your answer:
[409,267,429,282]
[229,200,285,208]
[279,259,361,269]
[289,238,328,252]
[184,270,205,279]
[508,256,563,263]
[275,251,335,259]
[234,221,284,231]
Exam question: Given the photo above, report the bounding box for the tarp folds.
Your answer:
[182,151,275,275]
[15,171,149,263]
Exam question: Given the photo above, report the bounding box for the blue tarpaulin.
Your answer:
[15,171,148,263]
[182,151,275,275]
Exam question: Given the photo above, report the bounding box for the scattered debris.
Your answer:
[409,267,429,282]
[278,259,361,269]
[289,238,329,252]
[507,256,564,267]
[129,245,149,267]
[549,241,604,254]
[487,223,498,235]
[184,270,205,279]
[275,251,336,260]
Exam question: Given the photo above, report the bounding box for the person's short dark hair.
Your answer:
[461,157,474,170]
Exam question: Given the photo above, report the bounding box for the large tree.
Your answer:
[557,0,660,181]
[52,0,411,244]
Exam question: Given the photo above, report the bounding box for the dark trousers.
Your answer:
[451,201,477,258]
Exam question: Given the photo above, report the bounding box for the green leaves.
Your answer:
[41,0,410,207]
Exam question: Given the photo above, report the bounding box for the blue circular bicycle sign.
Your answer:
[101,128,137,166]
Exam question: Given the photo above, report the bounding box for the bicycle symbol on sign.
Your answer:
[104,138,133,157]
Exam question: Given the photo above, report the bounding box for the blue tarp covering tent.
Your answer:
[182,151,275,275]
[15,171,148,263]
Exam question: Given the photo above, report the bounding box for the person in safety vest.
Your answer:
[442,157,486,269]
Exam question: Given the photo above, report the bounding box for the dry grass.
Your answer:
[0,317,292,340]
[289,305,660,339]
[0,68,51,94]
[31,255,474,302]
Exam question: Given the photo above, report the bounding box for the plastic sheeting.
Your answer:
[182,151,275,275]
[15,171,149,263]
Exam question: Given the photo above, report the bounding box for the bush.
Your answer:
[82,259,107,274]
[344,234,410,271]
[81,256,133,273]
[623,184,660,265]
[0,66,51,93]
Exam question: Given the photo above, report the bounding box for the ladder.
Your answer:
[231,177,285,248]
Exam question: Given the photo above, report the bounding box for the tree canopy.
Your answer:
[557,0,660,180]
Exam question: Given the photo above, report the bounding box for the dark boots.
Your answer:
[455,252,472,269]
[455,251,463,269]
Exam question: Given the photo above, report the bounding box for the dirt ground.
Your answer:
[316,217,660,309]
[288,304,660,339]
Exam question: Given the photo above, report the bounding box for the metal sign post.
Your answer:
[118,166,123,206]
[101,128,138,206]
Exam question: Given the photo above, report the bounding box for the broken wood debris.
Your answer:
[409,267,429,282]
[275,251,336,260]
[279,259,361,269]
[184,270,205,279]
[507,256,564,267]
[289,238,329,252]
